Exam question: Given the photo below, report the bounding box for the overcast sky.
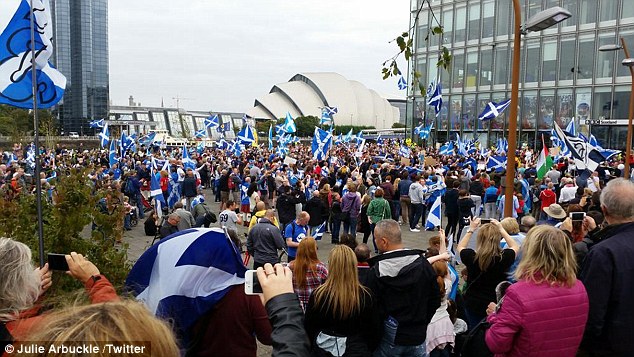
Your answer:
[107,1,410,112]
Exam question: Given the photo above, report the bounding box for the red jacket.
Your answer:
[485,279,588,357]
[540,189,556,210]
[6,275,119,342]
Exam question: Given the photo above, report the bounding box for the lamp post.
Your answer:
[599,40,634,179]
[503,4,571,218]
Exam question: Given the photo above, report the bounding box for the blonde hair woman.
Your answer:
[288,238,328,311]
[24,300,180,356]
[304,245,380,356]
[457,218,519,329]
[485,225,589,356]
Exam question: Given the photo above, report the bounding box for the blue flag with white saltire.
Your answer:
[399,145,411,158]
[150,172,166,218]
[343,129,353,143]
[99,124,110,148]
[326,106,338,116]
[320,107,334,126]
[89,118,104,128]
[195,129,207,138]
[108,137,118,168]
[565,119,577,136]
[478,99,511,121]
[125,228,246,341]
[237,125,255,144]
[420,123,433,140]
[182,145,196,170]
[0,0,67,108]
[139,132,156,146]
[282,112,296,133]
[204,114,219,129]
[413,123,424,136]
[397,76,407,90]
[439,142,454,155]
[25,144,35,169]
[425,196,442,230]
[354,131,364,144]
[268,124,273,150]
[487,156,507,172]
[313,222,326,240]
[427,80,443,116]
[312,127,332,161]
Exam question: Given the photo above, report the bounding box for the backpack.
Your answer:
[228,177,235,190]
[124,178,135,195]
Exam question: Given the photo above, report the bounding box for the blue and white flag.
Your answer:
[125,228,246,341]
[275,146,288,157]
[496,137,508,154]
[420,123,433,140]
[0,0,66,109]
[487,156,507,172]
[427,80,443,116]
[354,131,364,144]
[167,176,180,209]
[237,125,255,144]
[325,106,338,116]
[195,129,207,138]
[312,127,332,161]
[478,99,511,121]
[204,114,219,130]
[313,221,326,241]
[217,121,231,133]
[182,145,196,170]
[554,125,604,174]
[89,118,104,128]
[120,132,135,154]
[588,134,599,148]
[139,132,156,146]
[99,124,110,148]
[397,76,407,90]
[320,109,334,126]
[425,195,442,230]
[565,119,577,136]
[26,144,35,169]
[413,123,424,136]
[150,172,166,218]
[398,145,411,158]
[282,112,297,133]
[268,124,273,150]
[108,137,118,168]
[439,142,454,155]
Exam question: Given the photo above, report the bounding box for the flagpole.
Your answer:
[30,0,45,267]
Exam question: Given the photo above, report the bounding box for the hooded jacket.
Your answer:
[341,192,362,219]
[367,249,440,346]
[246,218,285,265]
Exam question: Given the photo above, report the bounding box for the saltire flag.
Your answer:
[398,145,411,158]
[496,137,508,154]
[26,144,35,169]
[588,134,599,148]
[419,123,433,140]
[108,137,118,168]
[139,132,157,146]
[334,133,343,145]
[520,178,532,210]
[456,134,468,156]
[313,222,326,240]
[461,157,478,173]
[282,112,297,133]
[150,172,166,218]
[565,119,577,136]
[195,129,207,138]
[275,146,289,157]
[312,127,332,161]
[99,124,110,148]
[354,131,364,144]
[204,114,219,130]
[0,0,67,108]
[487,156,507,172]
[554,125,604,175]
[125,228,246,342]
[439,142,454,155]
[536,134,553,179]
[120,132,135,153]
[167,178,180,209]
[326,106,338,116]
[268,124,273,150]
[376,134,383,145]
[397,76,407,90]
[425,195,442,231]
[478,99,511,121]
[320,109,333,126]
[237,125,255,144]
[89,118,104,128]
[413,123,424,136]
[182,145,196,170]
[343,129,353,143]
[427,80,443,116]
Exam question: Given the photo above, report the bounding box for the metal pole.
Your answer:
[30,0,45,267]
[504,0,522,218]
[621,37,634,179]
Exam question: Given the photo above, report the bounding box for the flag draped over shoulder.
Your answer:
[0,0,67,108]
[125,228,246,341]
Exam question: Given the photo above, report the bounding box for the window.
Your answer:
[577,36,595,80]
[524,40,540,84]
[442,7,453,44]
[491,92,507,130]
[463,95,477,132]
[612,86,631,119]
[579,0,597,25]
[556,89,574,129]
[593,87,613,121]
[450,96,462,131]
[476,94,491,131]
[538,90,555,130]
[417,18,429,50]
[560,0,578,28]
[599,0,617,22]
[482,1,494,38]
[417,57,427,95]
[622,0,634,21]
[596,32,617,80]
[542,41,557,82]
[427,54,439,87]
[494,44,509,85]
[480,46,493,86]
[521,91,538,130]
[454,6,466,43]
[452,50,465,89]
[467,3,480,41]
[559,36,576,81]
[575,89,592,125]
[617,28,634,77]
[466,51,479,88]
[495,0,510,37]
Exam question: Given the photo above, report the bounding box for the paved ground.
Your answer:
[120,188,442,356]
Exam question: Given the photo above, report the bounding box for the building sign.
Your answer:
[584,119,630,126]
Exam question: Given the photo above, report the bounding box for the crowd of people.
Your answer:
[0,136,633,356]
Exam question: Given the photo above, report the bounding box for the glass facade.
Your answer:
[50,0,109,135]
[409,0,634,149]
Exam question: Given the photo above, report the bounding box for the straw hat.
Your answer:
[543,204,567,219]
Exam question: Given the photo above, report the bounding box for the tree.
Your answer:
[392,122,407,128]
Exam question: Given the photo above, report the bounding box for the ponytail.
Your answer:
[431,260,449,298]
[436,275,446,297]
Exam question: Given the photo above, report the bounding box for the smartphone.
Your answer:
[48,253,69,271]
[244,270,263,295]
[481,219,492,224]
[570,212,586,221]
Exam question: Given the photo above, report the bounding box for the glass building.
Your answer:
[408,0,634,150]
[50,0,109,135]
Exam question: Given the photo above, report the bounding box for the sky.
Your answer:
[107,1,410,112]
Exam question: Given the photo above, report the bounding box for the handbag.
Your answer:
[459,318,493,357]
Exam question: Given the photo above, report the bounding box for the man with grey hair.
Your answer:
[579,178,634,356]
[519,215,536,233]
[366,219,440,356]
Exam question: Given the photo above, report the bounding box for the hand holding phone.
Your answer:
[570,212,586,221]
[244,270,263,295]
[48,253,69,271]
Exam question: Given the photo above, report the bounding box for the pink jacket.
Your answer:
[485,279,588,357]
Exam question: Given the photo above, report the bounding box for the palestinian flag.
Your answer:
[537,133,553,179]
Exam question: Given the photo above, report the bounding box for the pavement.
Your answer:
[120,188,442,356]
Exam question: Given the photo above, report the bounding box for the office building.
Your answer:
[408,0,634,149]
[50,0,109,134]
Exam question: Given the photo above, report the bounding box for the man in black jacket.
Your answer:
[246,209,285,270]
[367,219,440,356]
[276,186,301,230]
[305,190,328,235]
[580,178,634,357]
[443,181,461,239]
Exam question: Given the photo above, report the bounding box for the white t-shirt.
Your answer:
[219,209,239,232]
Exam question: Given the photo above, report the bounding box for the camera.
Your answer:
[570,212,586,221]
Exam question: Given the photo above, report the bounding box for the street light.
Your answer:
[598,38,634,179]
[503,3,571,218]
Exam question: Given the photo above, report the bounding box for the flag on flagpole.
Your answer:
[536,134,553,179]
[282,112,297,133]
[0,0,67,109]
[204,114,219,130]
[427,80,443,116]
[150,172,166,218]
[89,118,105,128]
[313,222,326,240]
[108,137,118,168]
[565,119,577,136]
[99,124,110,148]
[425,195,442,230]
[268,125,273,150]
[182,145,196,170]
[478,99,511,121]
[397,76,407,90]
[237,125,255,144]
[312,127,332,160]
[486,156,507,172]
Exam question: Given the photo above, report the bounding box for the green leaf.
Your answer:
[402,32,409,38]
[383,71,391,80]
[404,49,411,61]
[432,26,444,35]
[392,65,399,76]
[396,36,406,51]
[419,83,426,97]
[414,71,422,78]
[407,38,413,47]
